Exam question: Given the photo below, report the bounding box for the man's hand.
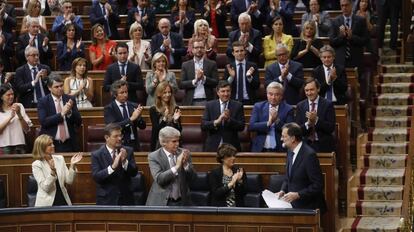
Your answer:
[119,148,127,162]
[329,67,337,83]
[163,38,171,49]
[246,67,255,76]
[306,110,318,125]
[268,107,278,125]
[281,63,289,78]
[226,64,236,78]
[281,192,300,203]
[61,99,74,116]
[196,68,204,80]
[42,37,49,47]
[130,104,143,121]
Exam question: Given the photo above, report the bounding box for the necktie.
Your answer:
[309,101,316,141]
[281,65,288,88]
[111,149,116,162]
[345,18,351,59]
[169,153,180,200]
[287,151,294,177]
[32,67,43,103]
[221,102,227,126]
[237,63,244,101]
[56,98,69,142]
[120,63,126,76]
[102,5,112,37]
[121,104,131,141]
[326,67,333,101]
[163,36,173,66]
[32,36,37,48]
[268,107,276,149]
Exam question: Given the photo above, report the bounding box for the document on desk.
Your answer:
[262,189,293,208]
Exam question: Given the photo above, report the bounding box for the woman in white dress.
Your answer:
[126,22,152,70]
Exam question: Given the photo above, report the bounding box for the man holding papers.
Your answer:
[274,122,327,213]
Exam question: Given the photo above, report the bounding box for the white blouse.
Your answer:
[0,103,33,147]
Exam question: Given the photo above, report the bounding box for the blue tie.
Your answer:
[287,151,294,177]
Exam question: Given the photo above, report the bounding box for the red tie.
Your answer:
[309,101,316,141]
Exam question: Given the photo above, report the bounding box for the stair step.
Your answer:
[377,83,414,94]
[359,155,407,169]
[368,128,409,142]
[379,73,414,84]
[381,64,414,73]
[357,168,405,186]
[372,106,412,117]
[351,186,404,201]
[350,201,402,216]
[374,94,414,106]
[342,216,403,231]
[370,116,410,128]
[364,142,408,154]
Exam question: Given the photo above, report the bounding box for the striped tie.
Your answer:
[345,18,351,59]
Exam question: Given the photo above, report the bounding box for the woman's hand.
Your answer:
[173,108,181,122]
[70,152,83,165]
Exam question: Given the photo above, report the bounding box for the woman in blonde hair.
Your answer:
[21,0,47,34]
[291,20,322,68]
[145,52,178,106]
[126,22,152,70]
[149,81,182,151]
[186,19,217,60]
[31,134,82,206]
[63,58,94,108]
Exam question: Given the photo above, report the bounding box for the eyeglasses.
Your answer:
[276,52,288,56]
[28,54,39,57]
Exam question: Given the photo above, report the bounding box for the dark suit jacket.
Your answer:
[56,41,85,71]
[295,97,336,152]
[249,100,294,152]
[264,60,304,105]
[280,142,327,213]
[104,62,143,103]
[230,0,266,32]
[329,14,369,68]
[209,165,247,207]
[312,64,348,105]
[150,32,186,69]
[0,31,14,72]
[202,5,228,38]
[169,9,196,39]
[201,99,245,151]
[89,3,120,39]
[224,61,260,103]
[91,145,138,205]
[2,4,17,34]
[37,94,82,151]
[179,58,218,105]
[126,6,156,39]
[14,64,51,108]
[104,100,146,150]
[149,106,182,151]
[16,33,53,67]
[226,29,262,64]
[266,0,299,36]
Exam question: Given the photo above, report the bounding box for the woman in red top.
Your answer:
[88,24,117,70]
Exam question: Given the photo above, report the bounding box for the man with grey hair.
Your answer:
[226,13,262,65]
[230,0,266,33]
[16,17,52,67]
[249,82,294,152]
[146,126,195,206]
[265,44,304,105]
[14,46,51,108]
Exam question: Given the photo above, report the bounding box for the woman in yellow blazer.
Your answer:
[31,134,82,207]
[263,16,294,68]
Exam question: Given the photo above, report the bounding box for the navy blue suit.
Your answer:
[37,94,82,152]
[2,4,17,34]
[150,32,186,69]
[226,29,262,65]
[295,97,336,152]
[56,41,85,71]
[89,3,120,39]
[201,99,245,152]
[265,60,304,105]
[249,100,294,152]
[16,33,53,67]
[0,31,14,72]
[91,145,138,205]
[279,142,327,213]
[224,61,260,104]
[312,64,348,105]
[126,6,156,39]
[230,0,266,33]
[266,0,299,36]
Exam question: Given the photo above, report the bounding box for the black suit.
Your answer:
[14,64,51,108]
[16,33,53,67]
[104,62,143,103]
[1,4,17,34]
[201,99,245,151]
[226,29,262,64]
[312,64,348,105]
[0,31,14,72]
[91,145,138,205]
[126,6,156,39]
[37,94,82,152]
[89,3,120,39]
[104,100,146,151]
[279,142,327,213]
[230,0,266,33]
[224,61,260,104]
[295,97,336,152]
[150,32,186,69]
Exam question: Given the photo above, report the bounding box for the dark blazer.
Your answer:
[312,64,348,105]
[126,6,156,39]
[1,4,17,34]
[14,64,51,108]
[104,100,146,150]
[179,58,218,105]
[89,3,120,39]
[291,39,323,68]
[224,61,260,103]
[266,0,299,36]
[150,32,186,69]
[37,94,82,151]
[202,4,228,38]
[201,99,245,151]
[249,100,294,152]
[279,142,327,213]
[226,29,262,64]
[91,145,138,205]
[209,165,247,207]
[295,97,336,152]
[104,62,143,103]
[0,31,14,72]
[230,0,266,32]
[117,0,137,14]
[16,33,53,67]
[329,14,369,68]
[264,60,305,105]
[169,9,196,39]
[56,41,85,71]
[149,106,182,151]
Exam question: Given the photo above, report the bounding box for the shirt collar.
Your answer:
[219,99,228,106]
[324,64,333,70]
[308,96,320,105]
[51,94,62,102]
[235,60,246,66]
[292,141,303,156]
[118,61,128,66]
[106,145,115,155]
[115,99,125,107]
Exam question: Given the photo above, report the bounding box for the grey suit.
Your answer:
[145,71,178,106]
[146,148,196,206]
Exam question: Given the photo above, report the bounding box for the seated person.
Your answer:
[209,143,246,207]
[63,58,94,108]
[56,23,85,71]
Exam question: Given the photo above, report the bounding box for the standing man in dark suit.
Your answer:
[37,74,82,152]
[151,18,186,69]
[16,18,53,67]
[0,0,17,34]
[226,13,262,65]
[275,122,327,213]
[265,44,304,105]
[224,41,260,105]
[90,0,120,39]
[312,45,348,105]
[295,78,336,153]
[0,17,14,72]
[14,47,51,108]
[126,0,156,39]
[201,81,245,152]
[249,82,294,152]
[104,42,144,104]
[146,126,195,206]
[91,123,138,205]
[180,39,218,106]
[104,80,146,151]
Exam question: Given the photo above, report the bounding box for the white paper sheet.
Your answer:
[262,189,293,208]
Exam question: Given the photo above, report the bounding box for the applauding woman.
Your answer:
[149,81,182,151]
[64,58,94,108]
[57,23,85,71]
[32,134,82,206]
[186,19,218,61]
[291,21,322,68]
[127,22,152,70]
[89,24,117,70]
